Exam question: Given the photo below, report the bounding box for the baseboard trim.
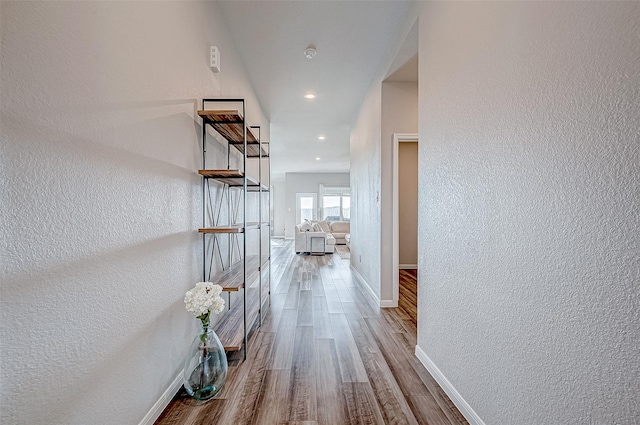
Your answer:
[399,263,417,269]
[380,299,397,308]
[414,346,485,425]
[349,265,381,308]
[138,371,183,425]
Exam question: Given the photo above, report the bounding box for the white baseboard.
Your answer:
[349,265,381,307]
[380,299,397,308]
[284,236,294,240]
[414,346,485,425]
[399,263,417,269]
[138,371,183,425]
[272,236,285,239]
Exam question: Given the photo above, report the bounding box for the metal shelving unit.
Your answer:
[197,98,270,358]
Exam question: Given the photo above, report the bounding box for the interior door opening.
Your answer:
[393,134,418,325]
[296,193,317,224]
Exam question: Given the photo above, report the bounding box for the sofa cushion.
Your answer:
[332,232,348,241]
[299,222,313,231]
[318,220,331,233]
[312,223,323,232]
[330,221,350,233]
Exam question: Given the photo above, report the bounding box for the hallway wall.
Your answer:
[0,2,267,424]
[271,180,286,237]
[380,81,418,302]
[350,9,418,300]
[416,2,640,424]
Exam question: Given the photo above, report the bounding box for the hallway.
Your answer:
[156,241,468,424]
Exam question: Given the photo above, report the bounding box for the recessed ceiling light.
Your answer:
[315,157,321,160]
[318,136,325,140]
[304,93,316,99]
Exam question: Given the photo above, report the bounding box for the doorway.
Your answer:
[392,134,418,318]
[296,193,317,224]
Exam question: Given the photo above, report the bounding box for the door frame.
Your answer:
[296,192,318,224]
[392,133,419,306]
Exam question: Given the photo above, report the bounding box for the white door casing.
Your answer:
[392,133,418,307]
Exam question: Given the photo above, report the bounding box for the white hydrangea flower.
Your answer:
[184,282,225,317]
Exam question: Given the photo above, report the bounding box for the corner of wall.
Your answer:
[138,372,184,425]
[414,346,485,425]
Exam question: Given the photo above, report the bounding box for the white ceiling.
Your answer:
[217,1,413,180]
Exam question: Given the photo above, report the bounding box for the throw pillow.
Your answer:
[318,220,331,233]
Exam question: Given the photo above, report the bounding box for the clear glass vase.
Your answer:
[183,324,228,401]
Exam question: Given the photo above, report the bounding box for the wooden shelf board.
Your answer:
[208,255,262,292]
[199,222,260,233]
[199,225,244,234]
[230,143,268,158]
[213,261,270,351]
[246,185,269,192]
[256,255,271,271]
[199,169,262,188]
[198,110,258,144]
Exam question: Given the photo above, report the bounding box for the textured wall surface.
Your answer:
[380,82,418,301]
[417,2,640,424]
[0,2,267,424]
[271,180,286,237]
[350,88,383,297]
[350,9,418,300]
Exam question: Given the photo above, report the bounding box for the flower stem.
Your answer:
[197,313,211,393]
[198,313,210,344]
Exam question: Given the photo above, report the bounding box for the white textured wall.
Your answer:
[350,10,418,300]
[417,2,640,424]
[0,2,267,424]
[272,180,286,237]
[350,91,383,295]
[283,172,350,238]
[380,82,418,301]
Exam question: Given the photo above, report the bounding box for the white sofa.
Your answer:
[294,220,351,254]
[326,221,350,245]
[294,222,336,254]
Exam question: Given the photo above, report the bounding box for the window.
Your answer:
[296,193,317,223]
[321,186,350,222]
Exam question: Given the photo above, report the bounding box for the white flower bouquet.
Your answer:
[184,282,225,340]
[183,282,228,400]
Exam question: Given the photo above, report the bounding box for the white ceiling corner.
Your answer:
[217,0,414,180]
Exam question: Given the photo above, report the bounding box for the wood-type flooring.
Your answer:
[398,269,417,326]
[155,240,468,425]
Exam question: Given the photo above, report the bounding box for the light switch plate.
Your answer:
[210,46,220,73]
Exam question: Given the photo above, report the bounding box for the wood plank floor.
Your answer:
[155,240,468,425]
[398,269,417,326]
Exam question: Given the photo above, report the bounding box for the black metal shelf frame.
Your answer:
[199,98,270,359]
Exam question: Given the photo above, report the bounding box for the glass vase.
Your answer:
[183,324,228,401]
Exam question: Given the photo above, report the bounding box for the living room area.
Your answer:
[271,171,351,257]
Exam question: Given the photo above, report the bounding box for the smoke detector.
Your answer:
[304,47,317,59]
